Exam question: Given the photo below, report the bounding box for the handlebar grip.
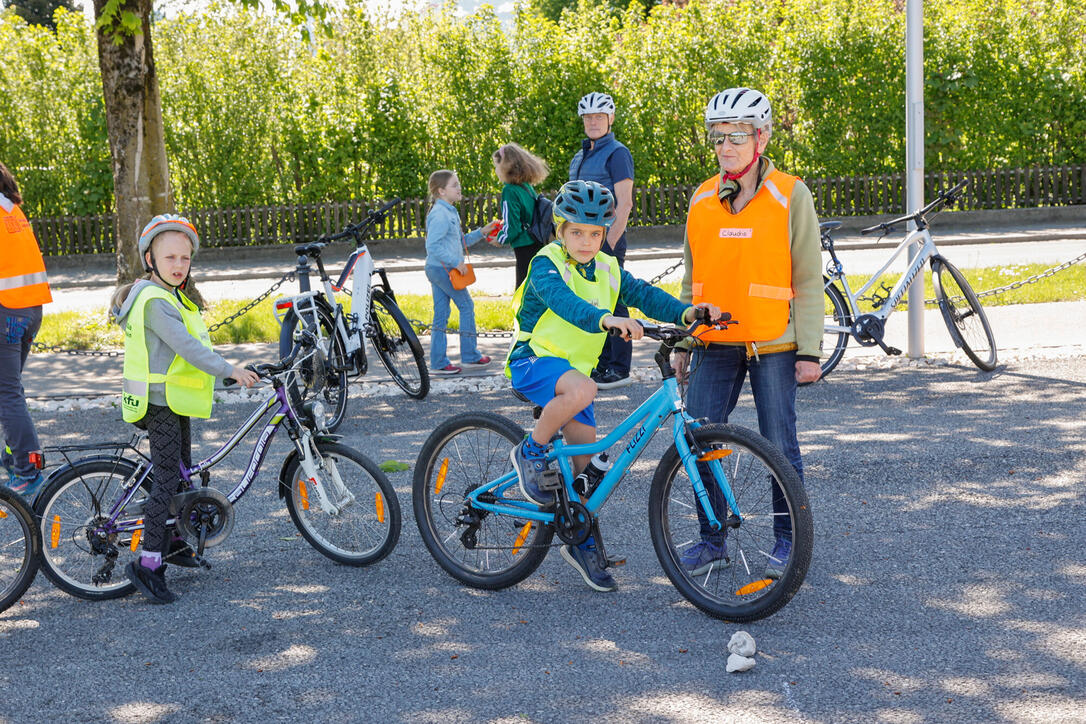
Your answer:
[859,223,887,236]
[223,377,236,387]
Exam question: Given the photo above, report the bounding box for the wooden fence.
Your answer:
[32,164,1086,256]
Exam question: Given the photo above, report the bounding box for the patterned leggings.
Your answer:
[141,404,192,555]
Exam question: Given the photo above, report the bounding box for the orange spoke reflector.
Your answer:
[512,522,532,555]
[375,492,385,523]
[736,579,773,596]
[130,522,143,552]
[434,458,449,495]
[299,479,311,510]
[0,508,7,519]
[698,449,734,462]
[51,515,61,548]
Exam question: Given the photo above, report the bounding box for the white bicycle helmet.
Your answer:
[138,213,200,258]
[577,92,616,117]
[704,88,772,130]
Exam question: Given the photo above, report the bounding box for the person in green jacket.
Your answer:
[492,143,550,288]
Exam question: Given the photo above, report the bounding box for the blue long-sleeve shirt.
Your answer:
[509,248,691,362]
[425,199,484,269]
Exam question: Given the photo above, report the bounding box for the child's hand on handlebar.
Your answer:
[603,316,644,341]
[229,365,260,388]
[685,303,721,325]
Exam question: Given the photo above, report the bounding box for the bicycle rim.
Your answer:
[413,412,552,589]
[933,259,998,371]
[813,278,851,383]
[279,306,349,432]
[36,459,144,600]
[0,488,40,613]
[370,289,429,399]
[285,442,401,566]
[649,424,813,622]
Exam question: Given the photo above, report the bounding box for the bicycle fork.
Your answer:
[292,433,355,516]
[677,419,743,534]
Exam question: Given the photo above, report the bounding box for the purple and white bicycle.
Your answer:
[33,336,401,601]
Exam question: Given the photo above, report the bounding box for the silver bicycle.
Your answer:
[818,181,998,380]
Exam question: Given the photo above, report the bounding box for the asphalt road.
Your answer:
[2,354,1084,723]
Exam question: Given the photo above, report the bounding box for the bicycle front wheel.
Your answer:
[370,289,429,400]
[932,258,998,371]
[413,412,553,590]
[283,442,400,566]
[278,303,349,432]
[649,424,813,622]
[814,278,852,382]
[0,486,40,613]
[35,457,144,600]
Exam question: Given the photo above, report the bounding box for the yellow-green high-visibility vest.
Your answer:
[121,284,215,423]
[506,243,621,377]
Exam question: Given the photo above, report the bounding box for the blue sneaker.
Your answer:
[680,539,728,576]
[560,538,617,592]
[765,537,792,580]
[510,439,553,505]
[9,472,44,501]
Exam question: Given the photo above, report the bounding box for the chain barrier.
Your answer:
[31,251,1084,353]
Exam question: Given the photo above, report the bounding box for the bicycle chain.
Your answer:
[206,273,295,333]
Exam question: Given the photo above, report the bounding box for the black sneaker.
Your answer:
[125,562,178,604]
[166,539,204,569]
[594,369,631,390]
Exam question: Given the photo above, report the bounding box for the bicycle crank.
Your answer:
[852,314,901,355]
[173,487,235,551]
[554,500,592,546]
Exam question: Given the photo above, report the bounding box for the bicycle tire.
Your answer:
[413,412,553,589]
[278,303,349,432]
[811,278,851,383]
[649,424,813,622]
[931,257,998,371]
[0,486,41,613]
[35,457,144,600]
[283,441,401,566]
[370,289,429,400]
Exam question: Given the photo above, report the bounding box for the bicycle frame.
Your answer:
[464,376,741,533]
[97,381,335,537]
[827,226,937,331]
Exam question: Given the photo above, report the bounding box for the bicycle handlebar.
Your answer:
[297,198,403,252]
[860,180,969,236]
[223,331,316,386]
[606,311,735,342]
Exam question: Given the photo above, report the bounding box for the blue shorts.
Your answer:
[509,356,595,428]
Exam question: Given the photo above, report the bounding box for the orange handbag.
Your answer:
[446,237,476,290]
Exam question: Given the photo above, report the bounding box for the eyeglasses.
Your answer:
[708,131,756,147]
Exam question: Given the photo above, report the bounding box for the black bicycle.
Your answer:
[0,486,40,613]
[276,199,429,432]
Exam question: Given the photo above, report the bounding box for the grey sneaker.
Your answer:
[510,439,553,505]
[765,537,792,580]
[679,539,728,576]
[560,539,617,592]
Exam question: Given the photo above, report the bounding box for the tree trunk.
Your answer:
[94,0,173,286]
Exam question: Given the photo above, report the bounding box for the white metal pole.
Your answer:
[906,0,924,357]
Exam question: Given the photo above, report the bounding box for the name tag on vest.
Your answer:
[719,228,753,238]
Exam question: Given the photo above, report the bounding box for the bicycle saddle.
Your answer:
[511,388,543,420]
[293,242,325,257]
[819,220,842,232]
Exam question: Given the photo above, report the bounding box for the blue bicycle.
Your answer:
[412,317,813,622]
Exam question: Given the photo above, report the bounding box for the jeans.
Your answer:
[595,237,631,377]
[424,265,483,368]
[685,345,804,541]
[0,304,43,478]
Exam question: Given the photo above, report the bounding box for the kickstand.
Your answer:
[591,519,626,568]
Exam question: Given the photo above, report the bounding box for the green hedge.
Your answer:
[1,0,1083,219]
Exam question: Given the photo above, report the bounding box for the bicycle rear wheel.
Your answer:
[931,257,998,371]
[278,303,349,432]
[370,289,429,400]
[413,412,553,589]
[813,278,851,382]
[0,486,40,613]
[283,442,400,566]
[649,424,813,622]
[35,457,144,600]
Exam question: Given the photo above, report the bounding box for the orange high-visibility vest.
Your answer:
[0,203,52,309]
[686,170,797,343]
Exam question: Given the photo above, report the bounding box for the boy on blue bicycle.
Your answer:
[505,180,718,592]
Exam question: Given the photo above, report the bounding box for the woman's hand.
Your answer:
[230,364,260,388]
[673,349,691,384]
[684,303,722,325]
[602,315,643,341]
[795,360,821,384]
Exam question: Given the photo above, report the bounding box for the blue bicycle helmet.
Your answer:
[552,180,616,228]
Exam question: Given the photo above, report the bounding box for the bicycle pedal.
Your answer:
[605,554,626,567]
[195,554,212,570]
[538,469,562,491]
[886,346,902,356]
